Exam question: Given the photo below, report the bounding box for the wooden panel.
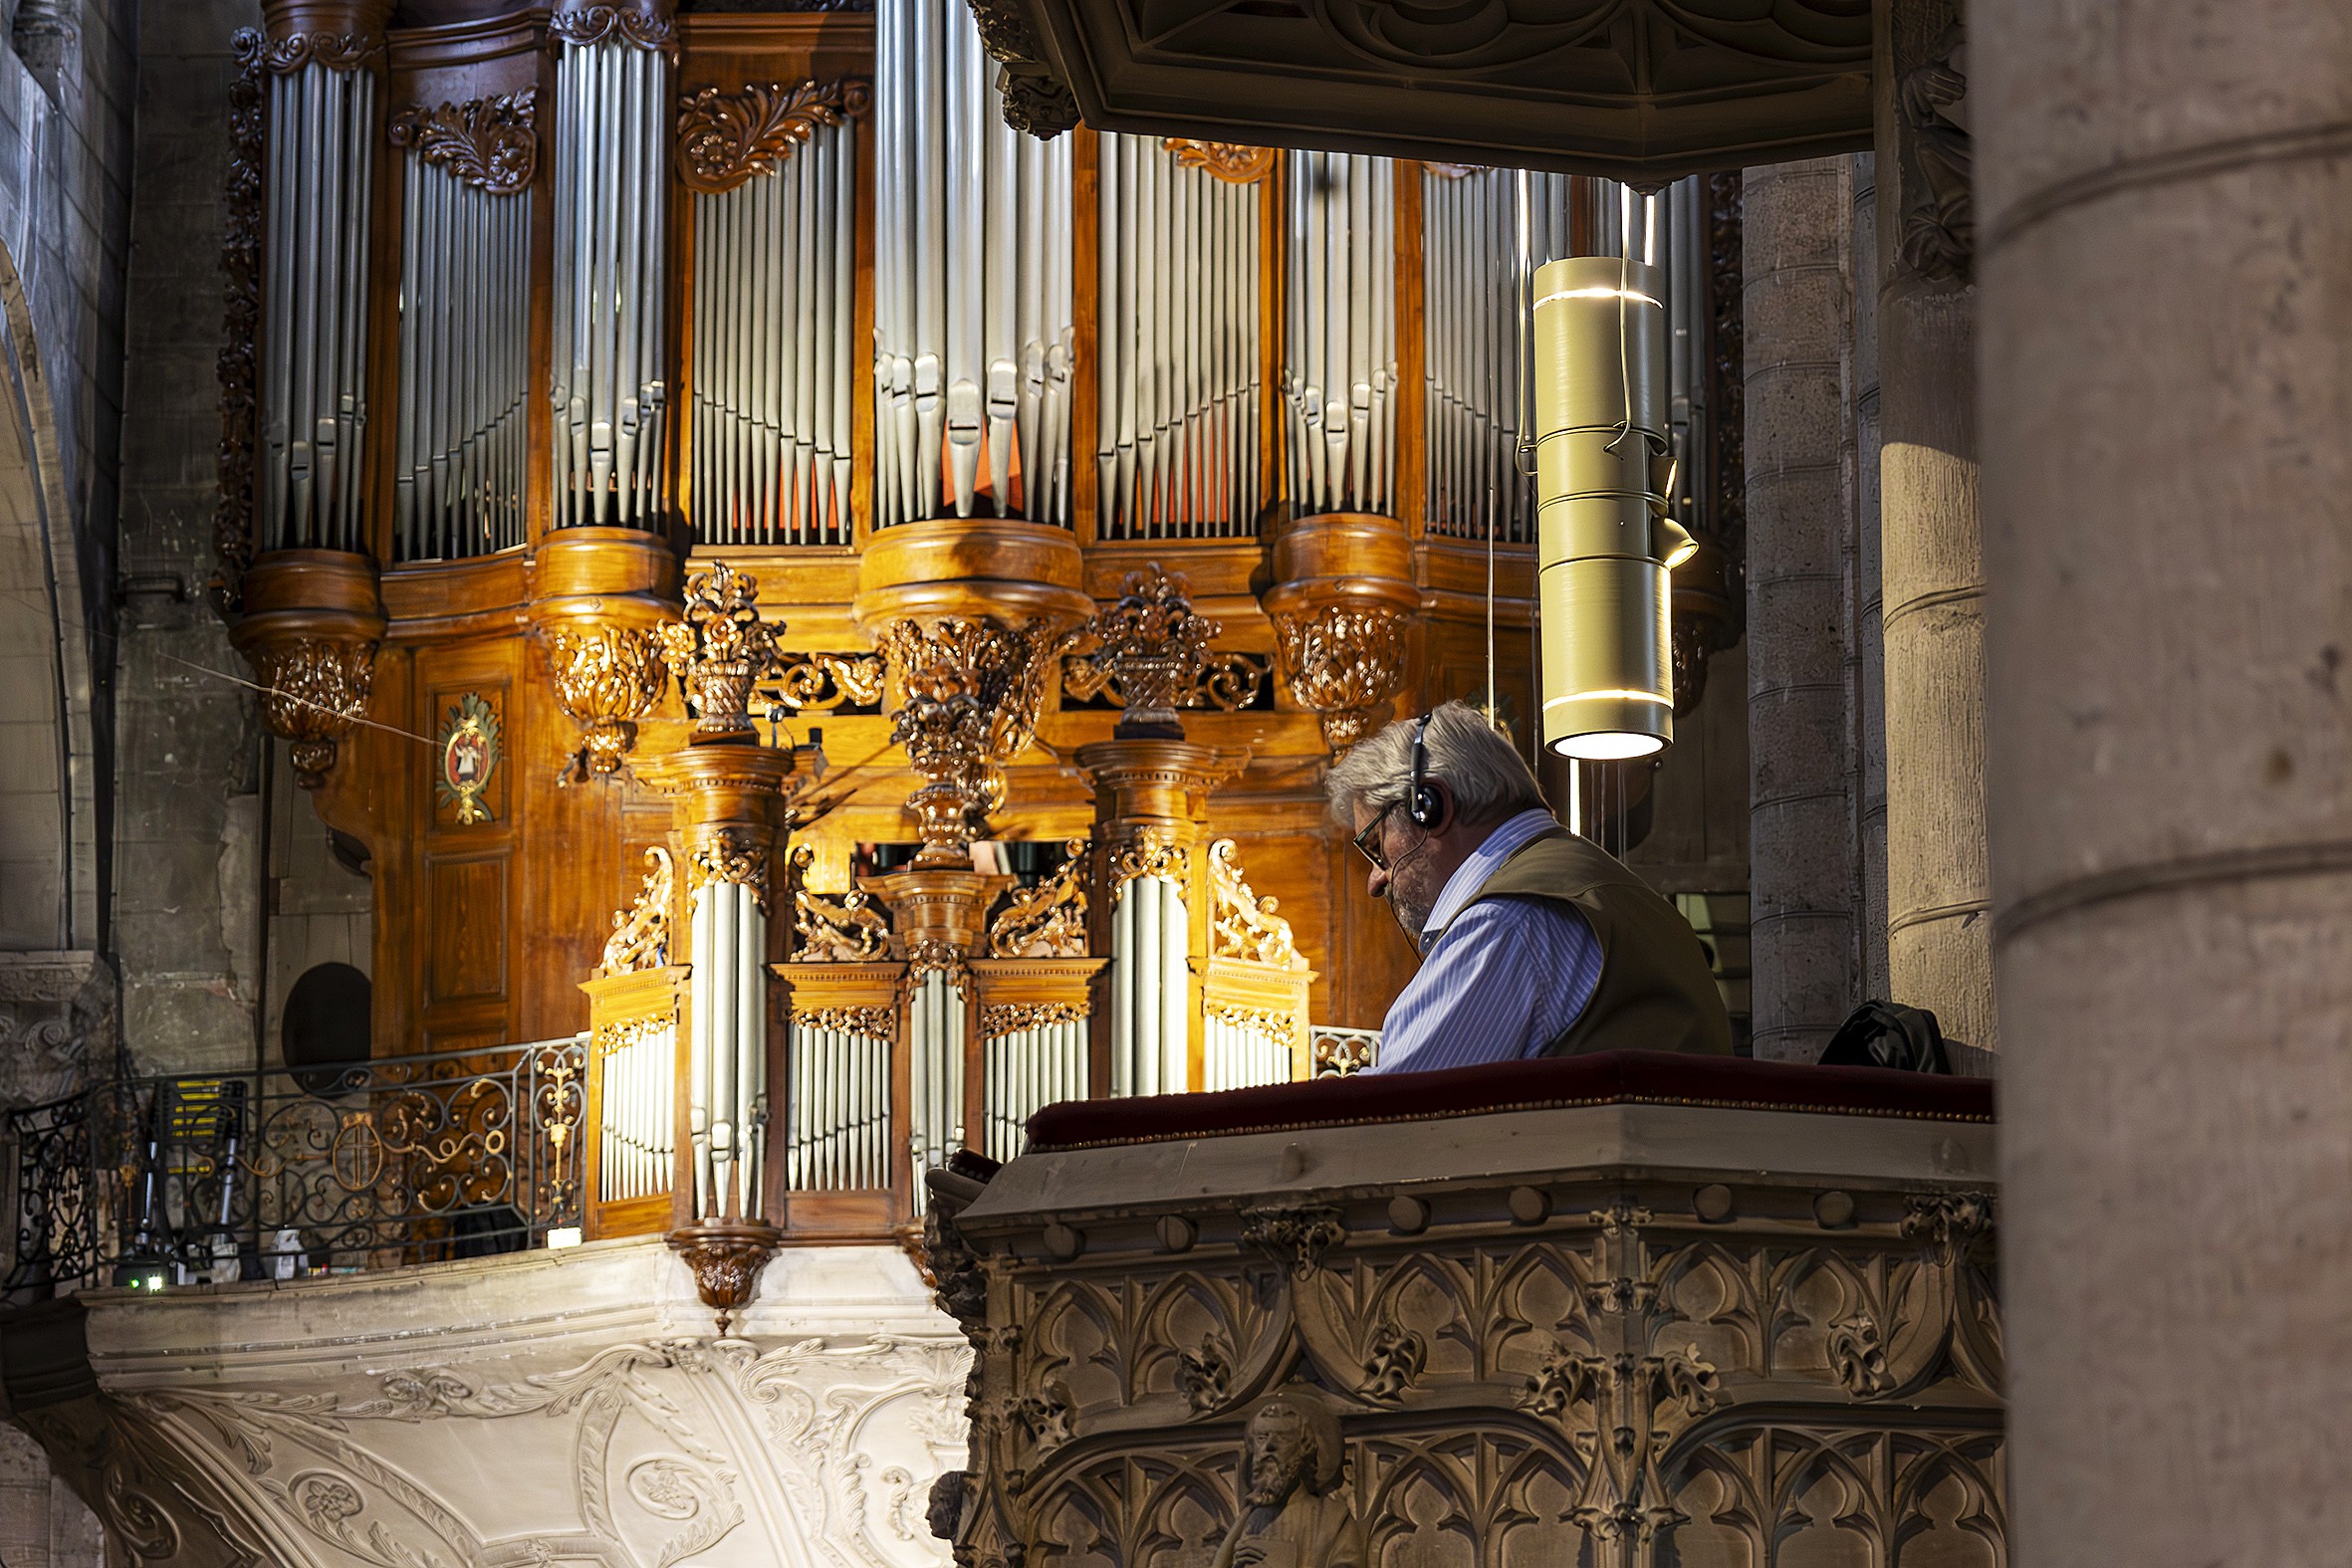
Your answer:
[427,855,508,1004]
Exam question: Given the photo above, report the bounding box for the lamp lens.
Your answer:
[1551,731,1667,762]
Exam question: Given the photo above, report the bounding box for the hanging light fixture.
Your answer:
[1529,231,1683,762]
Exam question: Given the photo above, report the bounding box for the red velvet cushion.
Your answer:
[1024,1049,1993,1151]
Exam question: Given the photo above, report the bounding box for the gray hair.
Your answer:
[1324,701,1548,827]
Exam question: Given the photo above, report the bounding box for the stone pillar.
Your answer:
[1743,157,1858,1062]
[1876,0,1993,1050]
[1980,0,2352,1559]
[1850,151,1890,1003]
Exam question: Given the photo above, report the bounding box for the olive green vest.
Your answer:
[1467,829,1734,1057]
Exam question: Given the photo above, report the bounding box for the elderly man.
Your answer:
[1326,701,1731,1072]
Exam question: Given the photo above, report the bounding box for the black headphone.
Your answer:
[1407,714,1441,827]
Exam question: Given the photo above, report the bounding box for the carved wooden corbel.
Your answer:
[388,92,538,196]
[675,79,874,195]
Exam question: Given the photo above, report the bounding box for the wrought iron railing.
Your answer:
[1310,1024,1380,1077]
[4,1038,586,1292]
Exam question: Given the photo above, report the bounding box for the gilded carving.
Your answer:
[988,839,1088,958]
[249,635,379,789]
[789,844,891,962]
[689,829,771,912]
[981,1002,1086,1039]
[1269,602,1410,754]
[214,31,268,615]
[387,92,537,195]
[675,79,873,195]
[1208,838,1299,969]
[537,619,671,777]
[1064,563,1224,736]
[1108,825,1187,894]
[795,1006,892,1038]
[768,651,885,713]
[659,562,783,741]
[434,693,500,825]
[1164,139,1276,184]
[875,614,1079,862]
[596,846,673,977]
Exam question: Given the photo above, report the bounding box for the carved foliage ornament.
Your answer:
[767,651,884,713]
[795,1006,893,1037]
[257,30,383,72]
[538,619,670,777]
[1163,139,1275,184]
[389,92,538,195]
[1270,602,1409,755]
[1208,838,1299,969]
[676,78,873,195]
[981,1002,1087,1039]
[598,846,674,976]
[988,839,1088,958]
[550,2,675,51]
[659,562,783,740]
[1064,563,1223,736]
[1108,825,1187,895]
[689,830,771,912]
[252,636,379,789]
[215,32,269,615]
[789,844,891,961]
[877,615,1077,860]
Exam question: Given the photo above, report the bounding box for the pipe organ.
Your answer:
[219,0,1743,1273]
[390,96,534,559]
[549,22,671,529]
[1096,134,1264,540]
[874,0,1074,526]
[1284,150,1396,518]
[687,89,861,546]
[259,46,378,554]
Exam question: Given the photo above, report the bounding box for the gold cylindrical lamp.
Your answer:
[1530,255,1695,761]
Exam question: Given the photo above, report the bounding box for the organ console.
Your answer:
[214,0,1745,1280]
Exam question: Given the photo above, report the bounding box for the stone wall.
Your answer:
[111,0,265,1074]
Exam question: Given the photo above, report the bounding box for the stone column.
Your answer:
[1850,151,1890,1003]
[1876,0,1993,1050]
[1743,157,1858,1062]
[1980,0,2352,1560]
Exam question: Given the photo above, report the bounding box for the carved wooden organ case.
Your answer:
[214,0,1746,1246]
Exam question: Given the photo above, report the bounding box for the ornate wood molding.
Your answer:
[551,1,676,51]
[794,1005,894,1037]
[246,635,382,789]
[1207,838,1298,969]
[537,619,670,776]
[675,79,874,196]
[1268,601,1411,755]
[1063,563,1221,738]
[968,0,1078,138]
[1163,139,1274,183]
[658,562,783,742]
[790,846,893,962]
[388,91,538,196]
[213,32,268,616]
[687,827,772,912]
[987,839,1088,959]
[596,847,673,976]
[982,1001,1087,1039]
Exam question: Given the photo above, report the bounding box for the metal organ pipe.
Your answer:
[1108,874,1189,1099]
[691,117,857,545]
[1095,136,1263,540]
[394,151,530,560]
[1283,151,1394,519]
[875,0,1072,526]
[260,60,375,553]
[552,34,668,528]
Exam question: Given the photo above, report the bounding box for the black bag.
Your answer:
[1821,1001,1950,1074]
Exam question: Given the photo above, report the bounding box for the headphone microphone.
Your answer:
[1407,714,1440,828]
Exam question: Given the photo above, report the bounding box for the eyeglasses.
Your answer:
[1352,801,1403,870]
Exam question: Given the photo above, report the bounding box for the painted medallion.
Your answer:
[436,693,501,825]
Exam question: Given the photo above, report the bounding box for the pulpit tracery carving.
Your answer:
[931,1151,2006,1568]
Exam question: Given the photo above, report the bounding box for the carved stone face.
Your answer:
[1244,1403,1316,1507]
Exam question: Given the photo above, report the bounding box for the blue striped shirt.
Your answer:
[1363,808,1605,1075]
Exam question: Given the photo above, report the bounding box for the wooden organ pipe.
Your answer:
[1284,151,1395,518]
[261,60,375,553]
[551,32,668,528]
[691,117,857,546]
[1095,136,1264,540]
[874,0,1073,526]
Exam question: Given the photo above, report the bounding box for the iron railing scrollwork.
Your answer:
[4,1038,586,1291]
